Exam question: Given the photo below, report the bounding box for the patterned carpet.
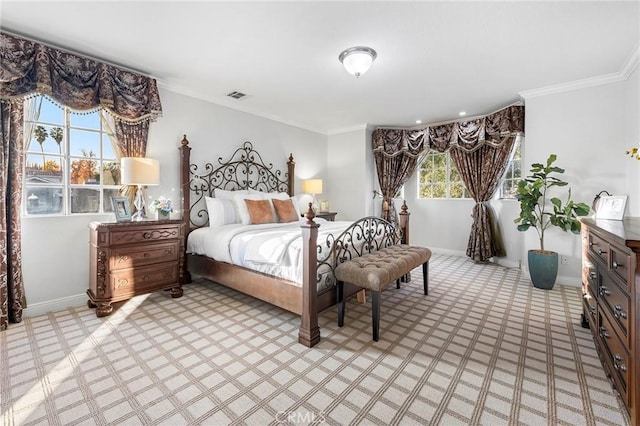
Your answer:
[0,254,629,425]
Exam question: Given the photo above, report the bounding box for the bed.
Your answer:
[178,135,410,347]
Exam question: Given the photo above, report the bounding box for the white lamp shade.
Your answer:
[302,179,323,195]
[121,157,160,185]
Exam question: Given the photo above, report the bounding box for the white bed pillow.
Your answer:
[234,193,269,224]
[205,196,240,227]
[214,188,249,199]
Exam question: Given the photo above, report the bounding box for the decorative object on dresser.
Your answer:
[580,217,640,425]
[120,157,160,221]
[150,196,173,220]
[87,219,186,317]
[111,196,132,222]
[319,199,330,212]
[595,195,628,220]
[514,154,590,289]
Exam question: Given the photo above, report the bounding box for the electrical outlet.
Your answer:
[561,256,569,265]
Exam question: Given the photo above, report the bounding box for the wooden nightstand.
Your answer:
[315,211,337,221]
[87,219,186,317]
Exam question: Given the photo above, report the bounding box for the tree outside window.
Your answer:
[418,151,470,199]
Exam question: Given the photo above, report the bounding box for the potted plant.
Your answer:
[514,154,590,289]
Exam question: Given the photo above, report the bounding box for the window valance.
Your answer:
[0,32,162,123]
[373,104,524,155]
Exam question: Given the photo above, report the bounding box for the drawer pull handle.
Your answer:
[589,271,597,280]
[142,232,152,239]
[599,287,610,297]
[612,261,620,269]
[589,242,594,247]
[143,252,151,257]
[614,355,627,373]
[589,306,596,315]
[597,249,605,255]
[599,326,610,339]
[614,304,627,320]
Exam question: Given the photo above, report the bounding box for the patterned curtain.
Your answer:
[0,100,26,330]
[0,32,161,329]
[372,129,427,224]
[114,120,151,212]
[373,105,524,261]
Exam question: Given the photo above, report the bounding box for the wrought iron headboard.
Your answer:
[179,136,295,229]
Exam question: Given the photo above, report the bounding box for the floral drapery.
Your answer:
[372,104,524,261]
[372,129,427,224]
[0,100,26,330]
[0,32,162,122]
[0,32,161,329]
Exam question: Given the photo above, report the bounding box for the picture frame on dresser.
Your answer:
[595,195,627,220]
[111,197,131,222]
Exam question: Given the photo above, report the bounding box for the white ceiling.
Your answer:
[1,1,639,135]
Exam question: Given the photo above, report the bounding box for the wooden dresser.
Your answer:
[88,219,186,317]
[581,217,640,423]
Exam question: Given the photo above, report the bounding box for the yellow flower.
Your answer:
[626,147,640,160]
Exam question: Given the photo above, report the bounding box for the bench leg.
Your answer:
[337,281,345,327]
[372,291,380,341]
[396,278,400,289]
[423,262,429,295]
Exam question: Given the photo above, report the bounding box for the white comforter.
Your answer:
[187,219,352,286]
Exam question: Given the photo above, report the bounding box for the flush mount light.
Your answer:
[459,111,467,117]
[338,46,377,77]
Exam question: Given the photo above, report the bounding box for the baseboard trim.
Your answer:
[23,293,86,318]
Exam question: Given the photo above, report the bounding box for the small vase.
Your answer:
[155,210,170,220]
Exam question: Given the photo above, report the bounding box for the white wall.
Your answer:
[21,88,327,317]
[326,128,370,221]
[625,65,640,216]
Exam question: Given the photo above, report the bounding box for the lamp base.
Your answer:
[132,185,147,221]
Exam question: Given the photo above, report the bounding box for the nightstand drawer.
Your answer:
[110,263,178,295]
[111,242,179,269]
[109,224,181,246]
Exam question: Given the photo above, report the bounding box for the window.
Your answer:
[498,135,522,199]
[24,96,121,216]
[418,151,470,199]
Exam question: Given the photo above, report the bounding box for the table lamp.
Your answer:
[302,179,323,212]
[121,157,160,221]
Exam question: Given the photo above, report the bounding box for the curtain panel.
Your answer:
[372,104,524,261]
[0,32,162,123]
[0,32,161,330]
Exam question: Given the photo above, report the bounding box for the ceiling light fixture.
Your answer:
[338,46,377,78]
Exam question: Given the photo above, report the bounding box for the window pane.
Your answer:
[28,125,64,154]
[103,189,122,212]
[433,184,447,198]
[102,161,121,185]
[103,136,116,159]
[25,187,64,215]
[69,129,100,157]
[69,109,100,129]
[70,154,100,185]
[70,187,101,213]
[25,154,64,184]
[38,97,64,124]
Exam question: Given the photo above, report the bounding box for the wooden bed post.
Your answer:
[179,135,192,283]
[399,200,410,245]
[299,203,320,347]
[287,153,295,196]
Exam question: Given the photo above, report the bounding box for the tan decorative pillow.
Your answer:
[273,198,299,223]
[244,199,274,224]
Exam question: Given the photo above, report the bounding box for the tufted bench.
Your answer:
[335,244,432,341]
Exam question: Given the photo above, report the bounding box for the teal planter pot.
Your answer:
[528,250,558,290]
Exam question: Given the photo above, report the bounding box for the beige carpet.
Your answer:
[0,254,629,425]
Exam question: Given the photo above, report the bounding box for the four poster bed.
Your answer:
[179,135,410,347]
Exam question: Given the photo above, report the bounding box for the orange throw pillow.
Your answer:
[272,198,299,223]
[244,199,274,224]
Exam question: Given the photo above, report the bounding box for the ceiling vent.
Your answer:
[226,91,247,100]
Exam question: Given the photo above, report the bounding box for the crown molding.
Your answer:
[520,41,640,100]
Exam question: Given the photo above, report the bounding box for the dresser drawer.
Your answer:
[110,263,178,297]
[583,286,597,326]
[610,245,632,290]
[109,224,181,246]
[588,232,609,265]
[598,311,630,404]
[582,255,597,300]
[599,273,630,341]
[111,242,179,269]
